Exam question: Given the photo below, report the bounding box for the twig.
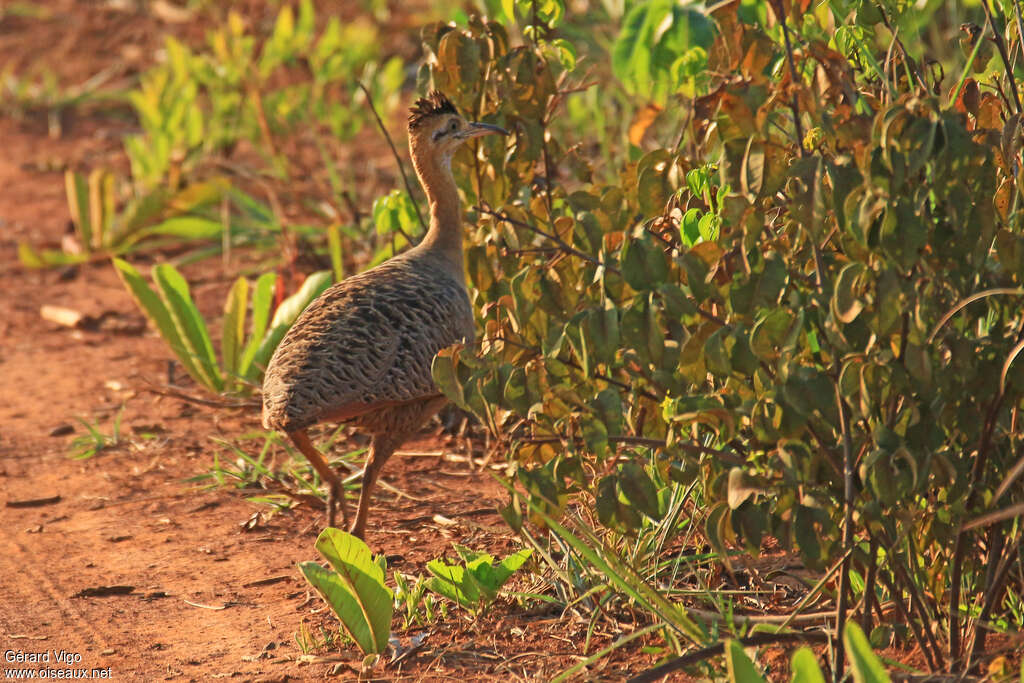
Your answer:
[949,388,1010,668]
[834,381,854,682]
[876,568,940,672]
[141,383,259,410]
[772,0,807,156]
[626,631,833,683]
[964,531,1022,668]
[477,205,617,274]
[981,0,1023,113]
[357,82,426,239]
[877,8,928,92]
[519,435,745,465]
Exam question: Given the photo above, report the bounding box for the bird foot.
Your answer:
[325,481,344,529]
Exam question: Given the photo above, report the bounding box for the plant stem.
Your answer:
[357,82,426,239]
[627,631,832,683]
[772,0,807,156]
[834,381,854,683]
[981,0,1023,113]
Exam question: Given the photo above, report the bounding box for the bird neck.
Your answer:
[413,151,464,274]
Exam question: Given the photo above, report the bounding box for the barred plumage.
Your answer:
[262,252,474,434]
[259,92,508,539]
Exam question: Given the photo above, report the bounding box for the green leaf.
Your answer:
[426,559,480,609]
[432,346,468,410]
[299,528,393,655]
[327,223,345,282]
[221,276,248,385]
[494,548,532,587]
[113,258,209,390]
[152,264,223,392]
[612,0,714,104]
[790,648,826,683]
[248,271,332,379]
[65,170,93,253]
[725,639,768,683]
[140,216,223,240]
[238,272,277,380]
[619,461,662,519]
[750,309,795,359]
[844,622,890,683]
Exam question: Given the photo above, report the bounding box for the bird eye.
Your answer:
[450,120,458,130]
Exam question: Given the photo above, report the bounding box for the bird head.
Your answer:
[408,91,508,162]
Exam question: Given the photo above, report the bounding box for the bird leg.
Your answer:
[349,434,399,540]
[288,429,348,528]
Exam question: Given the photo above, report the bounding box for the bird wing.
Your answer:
[261,257,472,432]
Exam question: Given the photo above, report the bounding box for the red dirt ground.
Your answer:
[0,3,645,680]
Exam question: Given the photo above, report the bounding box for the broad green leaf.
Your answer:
[113,258,208,389]
[153,264,223,392]
[725,639,768,683]
[237,271,277,379]
[844,622,890,683]
[619,461,662,519]
[612,0,714,104]
[141,216,223,240]
[494,548,532,587]
[65,170,92,253]
[221,276,247,383]
[432,346,468,409]
[247,271,332,379]
[426,560,479,609]
[790,648,826,683]
[299,528,393,655]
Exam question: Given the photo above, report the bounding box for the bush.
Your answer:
[429,0,1024,673]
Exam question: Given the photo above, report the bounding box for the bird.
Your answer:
[261,91,508,539]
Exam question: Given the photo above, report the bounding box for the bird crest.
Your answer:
[408,91,458,130]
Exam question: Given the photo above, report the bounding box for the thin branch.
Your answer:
[772,0,807,156]
[627,631,833,683]
[519,435,746,465]
[981,0,1023,113]
[479,206,730,327]
[834,381,855,682]
[950,388,1010,667]
[477,205,616,273]
[877,568,941,672]
[357,82,427,239]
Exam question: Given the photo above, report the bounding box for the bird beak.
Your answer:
[462,121,509,139]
